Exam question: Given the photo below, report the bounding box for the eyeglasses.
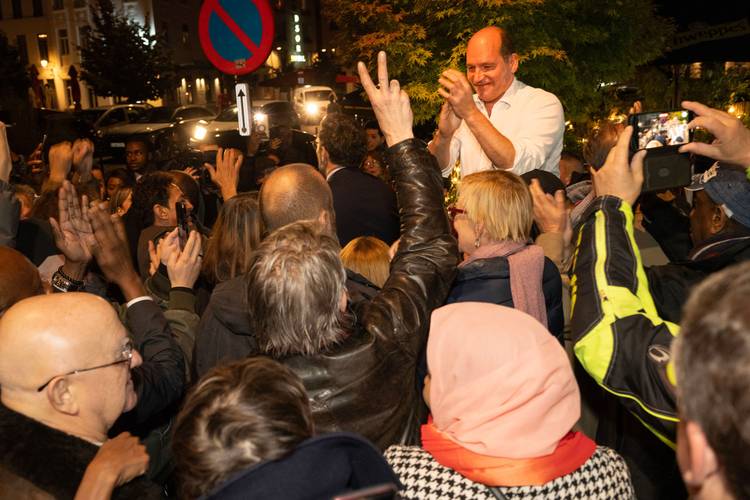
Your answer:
[447,205,466,220]
[37,341,135,392]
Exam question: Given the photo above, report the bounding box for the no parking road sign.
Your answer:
[199,0,274,75]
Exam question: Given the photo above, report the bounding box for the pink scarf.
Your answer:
[460,241,547,328]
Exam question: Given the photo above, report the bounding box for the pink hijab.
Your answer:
[427,302,580,459]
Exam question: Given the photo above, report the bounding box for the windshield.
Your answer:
[216,106,238,122]
[135,107,174,123]
[305,90,333,102]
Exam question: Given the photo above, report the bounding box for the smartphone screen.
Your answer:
[634,110,691,150]
[175,201,189,248]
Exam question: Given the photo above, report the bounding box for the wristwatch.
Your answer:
[51,266,85,292]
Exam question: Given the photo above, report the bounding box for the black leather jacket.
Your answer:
[281,138,458,450]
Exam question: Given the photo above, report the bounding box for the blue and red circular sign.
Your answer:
[199,0,274,75]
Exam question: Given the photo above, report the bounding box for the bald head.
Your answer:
[259,163,336,236]
[0,293,122,391]
[0,247,44,317]
[467,26,514,60]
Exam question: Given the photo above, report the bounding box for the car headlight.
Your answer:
[253,112,267,122]
[192,124,207,141]
[305,102,319,116]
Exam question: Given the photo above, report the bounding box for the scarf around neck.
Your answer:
[422,421,596,487]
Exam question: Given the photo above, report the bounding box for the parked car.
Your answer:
[293,85,336,125]
[189,100,300,146]
[97,105,214,163]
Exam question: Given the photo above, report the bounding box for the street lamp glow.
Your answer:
[40,59,48,68]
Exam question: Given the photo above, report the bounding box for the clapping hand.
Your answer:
[529,179,572,240]
[437,102,461,140]
[205,147,242,200]
[357,51,414,147]
[49,181,95,266]
[166,230,203,289]
[438,69,477,121]
[88,201,145,300]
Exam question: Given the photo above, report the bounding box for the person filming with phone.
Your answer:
[428,26,565,178]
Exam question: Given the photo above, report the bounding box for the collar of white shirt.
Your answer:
[326,166,346,181]
[472,77,521,115]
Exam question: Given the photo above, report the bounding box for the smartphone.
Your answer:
[629,110,693,152]
[332,483,399,500]
[175,201,189,248]
[628,110,694,192]
[253,111,270,142]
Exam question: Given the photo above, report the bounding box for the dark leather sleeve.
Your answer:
[126,299,186,423]
[362,139,459,356]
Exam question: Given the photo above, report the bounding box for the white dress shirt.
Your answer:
[443,78,565,178]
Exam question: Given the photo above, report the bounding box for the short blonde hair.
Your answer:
[340,236,391,288]
[459,170,532,243]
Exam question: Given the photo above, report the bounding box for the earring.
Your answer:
[474,236,481,248]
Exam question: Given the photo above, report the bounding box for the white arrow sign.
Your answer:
[235,83,250,137]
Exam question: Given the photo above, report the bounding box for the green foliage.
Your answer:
[80,0,175,102]
[0,31,30,98]
[322,0,673,124]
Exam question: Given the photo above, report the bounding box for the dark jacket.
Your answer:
[207,433,399,500]
[570,196,684,498]
[111,299,186,440]
[281,139,457,450]
[194,140,457,449]
[0,403,161,499]
[640,193,750,323]
[193,269,379,380]
[646,229,750,323]
[328,167,400,247]
[446,255,564,340]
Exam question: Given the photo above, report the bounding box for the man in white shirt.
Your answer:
[429,26,564,178]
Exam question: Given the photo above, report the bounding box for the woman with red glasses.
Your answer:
[446,170,564,341]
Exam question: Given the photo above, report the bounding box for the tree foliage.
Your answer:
[80,0,175,102]
[322,0,673,123]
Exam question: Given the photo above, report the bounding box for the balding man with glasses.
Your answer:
[0,292,164,498]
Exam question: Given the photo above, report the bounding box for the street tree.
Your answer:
[322,0,672,123]
[80,0,174,102]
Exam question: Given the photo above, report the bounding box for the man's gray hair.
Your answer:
[247,220,347,357]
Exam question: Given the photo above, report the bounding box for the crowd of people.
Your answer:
[1,24,750,500]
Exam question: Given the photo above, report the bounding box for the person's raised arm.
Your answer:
[88,202,145,300]
[679,100,750,169]
[357,51,458,353]
[205,147,242,201]
[88,204,186,422]
[49,181,94,283]
[43,141,73,193]
[571,127,678,446]
[529,179,572,272]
